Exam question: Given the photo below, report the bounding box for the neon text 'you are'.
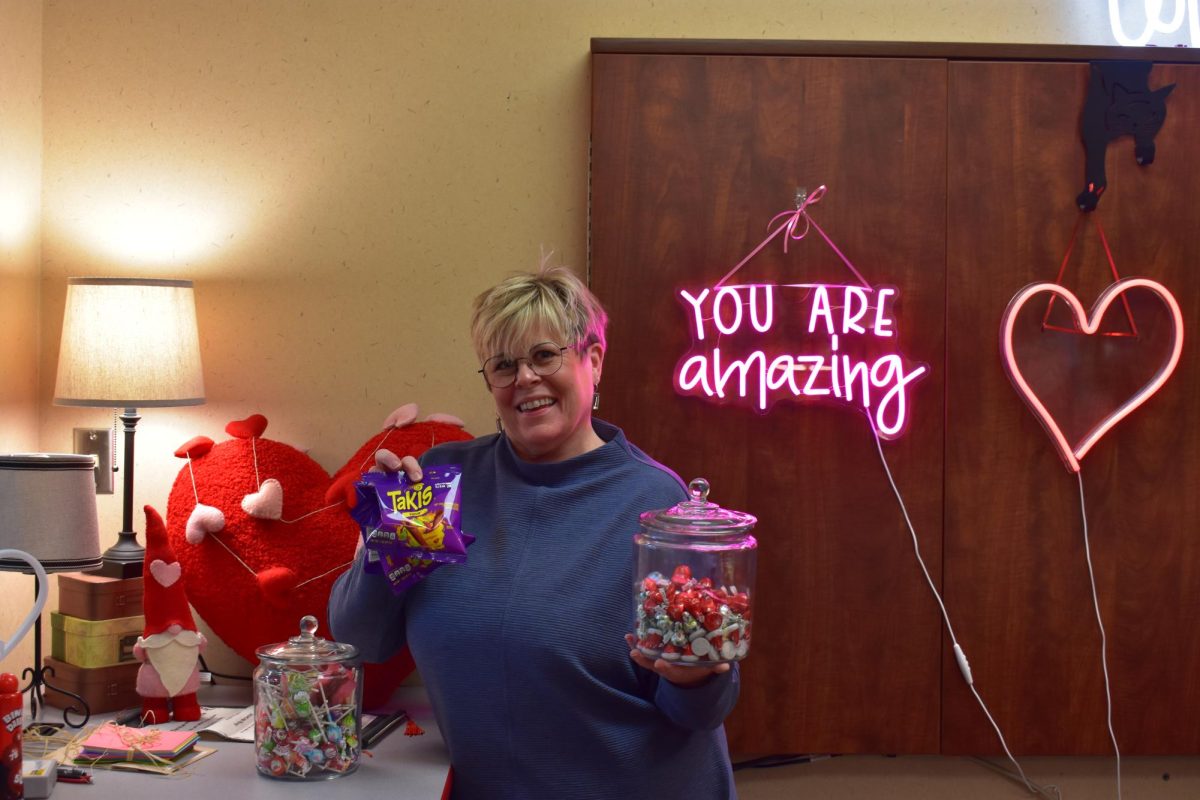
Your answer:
[675,284,928,437]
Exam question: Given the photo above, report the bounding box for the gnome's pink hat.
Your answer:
[141,505,199,635]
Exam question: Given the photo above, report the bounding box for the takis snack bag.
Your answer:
[350,465,474,593]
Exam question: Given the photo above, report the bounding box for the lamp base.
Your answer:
[97,531,145,579]
[21,584,91,728]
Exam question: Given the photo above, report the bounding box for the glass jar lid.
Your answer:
[639,478,757,535]
[256,615,359,665]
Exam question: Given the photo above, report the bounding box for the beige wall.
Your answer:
[0,0,42,453]
[0,0,45,677]
[35,0,1126,561]
[7,2,1197,792]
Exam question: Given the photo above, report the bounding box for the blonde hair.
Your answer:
[470,265,608,362]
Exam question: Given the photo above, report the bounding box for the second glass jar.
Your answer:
[633,478,757,665]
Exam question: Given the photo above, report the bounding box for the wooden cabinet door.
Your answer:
[592,53,948,754]
[944,60,1200,755]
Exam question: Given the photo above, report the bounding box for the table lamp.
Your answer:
[53,277,206,578]
[0,453,102,724]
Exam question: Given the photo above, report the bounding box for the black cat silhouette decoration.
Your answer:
[1077,61,1174,211]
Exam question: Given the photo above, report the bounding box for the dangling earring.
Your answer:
[496,417,504,433]
[592,387,601,412]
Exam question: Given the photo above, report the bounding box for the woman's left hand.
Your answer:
[625,634,731,687]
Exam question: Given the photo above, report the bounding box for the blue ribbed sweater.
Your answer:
[329,419,740,799]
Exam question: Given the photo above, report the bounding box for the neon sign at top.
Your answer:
[1109,0,1200,46]
[675,282,928,438]
[675,186,929,438]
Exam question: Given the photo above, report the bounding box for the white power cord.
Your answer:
[865,414,1055,798]
[1076,470,1122,800]
[970,757,1063,799]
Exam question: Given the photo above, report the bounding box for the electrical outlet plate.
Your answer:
[73,427,113,494]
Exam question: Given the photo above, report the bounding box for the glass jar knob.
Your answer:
[297,615,318,641]
[688,478,710,503]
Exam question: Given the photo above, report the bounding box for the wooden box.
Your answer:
[50,611,143,668]
[42,656,140,715]
[57,572,144,620]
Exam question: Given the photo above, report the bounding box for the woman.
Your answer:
[329,266,740,799]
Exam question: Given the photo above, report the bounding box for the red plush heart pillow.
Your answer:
[165,411,472,708]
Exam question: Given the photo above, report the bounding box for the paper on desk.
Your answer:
[152,706,257,742]
[152,706,378,743]
[106,745,216,775]
[49,738,216,776]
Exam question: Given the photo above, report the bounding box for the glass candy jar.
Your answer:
[634,478,758,665]
[254,616,362,780]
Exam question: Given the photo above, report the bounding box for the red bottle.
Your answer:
[0,673,21,799]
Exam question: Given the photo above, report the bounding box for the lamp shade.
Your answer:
[0,453,102,573]
[53,277,205,407]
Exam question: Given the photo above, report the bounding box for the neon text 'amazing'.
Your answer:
[675,283,928,438]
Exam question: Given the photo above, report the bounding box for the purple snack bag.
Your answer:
[353,465,473,593]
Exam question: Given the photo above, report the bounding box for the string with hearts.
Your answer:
[224,409,441,525]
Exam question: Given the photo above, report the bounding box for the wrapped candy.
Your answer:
[634,565,753,663]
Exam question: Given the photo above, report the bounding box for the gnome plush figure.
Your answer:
[134,505,206,723]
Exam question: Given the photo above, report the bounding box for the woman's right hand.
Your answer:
[372,448,423,482]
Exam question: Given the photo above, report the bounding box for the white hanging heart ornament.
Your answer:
[149,559,182,588]
[383,403,419,429]
[0,549,49,662]
[424,412,466,427]
[242,478,284,519]
[185,503,226,544]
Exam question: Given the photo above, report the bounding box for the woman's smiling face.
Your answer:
[486,332,604,463]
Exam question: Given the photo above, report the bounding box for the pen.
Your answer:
[362,710,409,749]
[360,710,394,740]
[56,767,93,784]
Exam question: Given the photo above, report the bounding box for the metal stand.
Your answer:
[20,578,91,728]
[98,407,144,578]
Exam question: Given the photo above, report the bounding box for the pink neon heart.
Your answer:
[1000,278,1184,473]
[241,478,284,520]
[185,503,225,544]
[150,559,182,588]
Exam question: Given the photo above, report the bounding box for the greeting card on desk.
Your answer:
[78,724,199,763]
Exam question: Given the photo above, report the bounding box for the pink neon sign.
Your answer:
[675,282,928,438]
[999,278,1184,473]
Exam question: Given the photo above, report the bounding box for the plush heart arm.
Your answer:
[257,566,299,609]
[174,436,215,459]
[326,473,359,509]
[226,414,269,439]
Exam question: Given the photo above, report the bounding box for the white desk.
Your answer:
[38,685,451,799]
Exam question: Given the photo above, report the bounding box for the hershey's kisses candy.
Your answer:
[633,564,752,665]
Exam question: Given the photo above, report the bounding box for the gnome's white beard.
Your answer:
[138,629,203,697]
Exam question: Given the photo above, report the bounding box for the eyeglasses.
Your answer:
[478,342,570,389]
